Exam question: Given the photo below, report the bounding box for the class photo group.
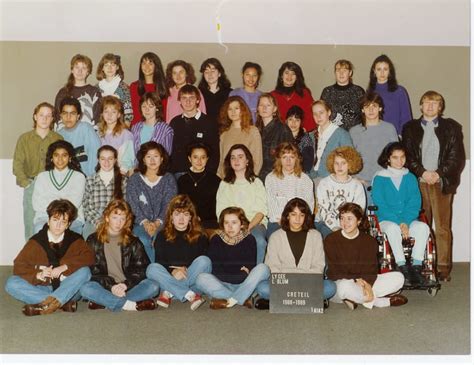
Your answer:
[6,50,466,316]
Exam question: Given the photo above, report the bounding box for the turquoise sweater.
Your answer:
[371,168,421,225]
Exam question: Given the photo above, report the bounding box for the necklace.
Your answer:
[188,171,207,187]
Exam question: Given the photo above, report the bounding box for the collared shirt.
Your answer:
[83,173,127,225]
[13,129,63,187]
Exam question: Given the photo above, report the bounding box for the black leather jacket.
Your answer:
[402,116,465,194]
[86,233,150,290]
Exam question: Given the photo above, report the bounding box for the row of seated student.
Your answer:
[6,195,410,315]
[52,53,411,134]
[14,57,464,288]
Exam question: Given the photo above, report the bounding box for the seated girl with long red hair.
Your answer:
[80,199,159,311]
[146,195,211,311]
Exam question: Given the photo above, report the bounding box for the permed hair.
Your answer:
[326,146,363,175]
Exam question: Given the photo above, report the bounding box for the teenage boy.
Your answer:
[57,96,100,176]
[402,91,465,281]
[13,102,63,240]
[169,84,219,176]
[5,199,94,316]
[320,59,365,130]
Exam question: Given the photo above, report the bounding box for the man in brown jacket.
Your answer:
[5,199,94,316]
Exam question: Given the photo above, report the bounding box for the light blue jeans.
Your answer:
[22,181,35,240]
[133,224,159,262]
[195,263,270,305]
[146,255,212,301]
[80,279,160,312]
[82,221,97,241]
[256,277,337,300]
[5,267,91,305]
[265,222,280,240]
[251,224,267,264]
[380,220,430,265]
[314,221,333,239]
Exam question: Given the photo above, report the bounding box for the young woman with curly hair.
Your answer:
[315,146,365,239]
[146,194,210,311]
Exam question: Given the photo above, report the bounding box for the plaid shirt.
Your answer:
[82,173,127,225]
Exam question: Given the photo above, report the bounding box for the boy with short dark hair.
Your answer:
[5,199,94,316]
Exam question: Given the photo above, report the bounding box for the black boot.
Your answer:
[254,298,269,310]
[398,264,412,286]
[411,265,426,286]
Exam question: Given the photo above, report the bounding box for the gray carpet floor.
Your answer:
[0,263,470,355]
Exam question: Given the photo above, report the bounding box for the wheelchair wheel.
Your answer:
[427,287,438,297]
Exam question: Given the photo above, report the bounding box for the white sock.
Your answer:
[122,300,137,311]
[226,298,238,308]
[162,290,173,299]
[184,290,195,302]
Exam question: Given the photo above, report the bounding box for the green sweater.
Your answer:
[13,129,63,187]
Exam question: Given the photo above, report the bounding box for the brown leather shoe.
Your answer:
[243,298,253,309]
[389,294,408,307]
[23,296,61,316]
[88,301,106,310]
[61,300,77,312]
[210,298,228,309]
[22,303,44,316]
[438,271,452,282]
[136,299,156,311]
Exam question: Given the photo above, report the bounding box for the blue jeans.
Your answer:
[256,278,337,300]
[195,263,270,305]
[251,224,267,264]
[5,267,91,305]
[82,221,97,241]
[80,279,160,312]
[266,222,280,240]
[146,255,212,301]
[133,224,158,262]
[314,221,333,239]
[33,219,84,236]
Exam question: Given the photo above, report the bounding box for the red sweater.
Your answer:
[129,81,168,126]
[271,88,315,132]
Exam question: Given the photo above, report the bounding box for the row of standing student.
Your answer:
[53,52,412,134]
[5,194,408,315]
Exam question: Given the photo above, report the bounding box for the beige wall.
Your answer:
[0,41,469,157]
